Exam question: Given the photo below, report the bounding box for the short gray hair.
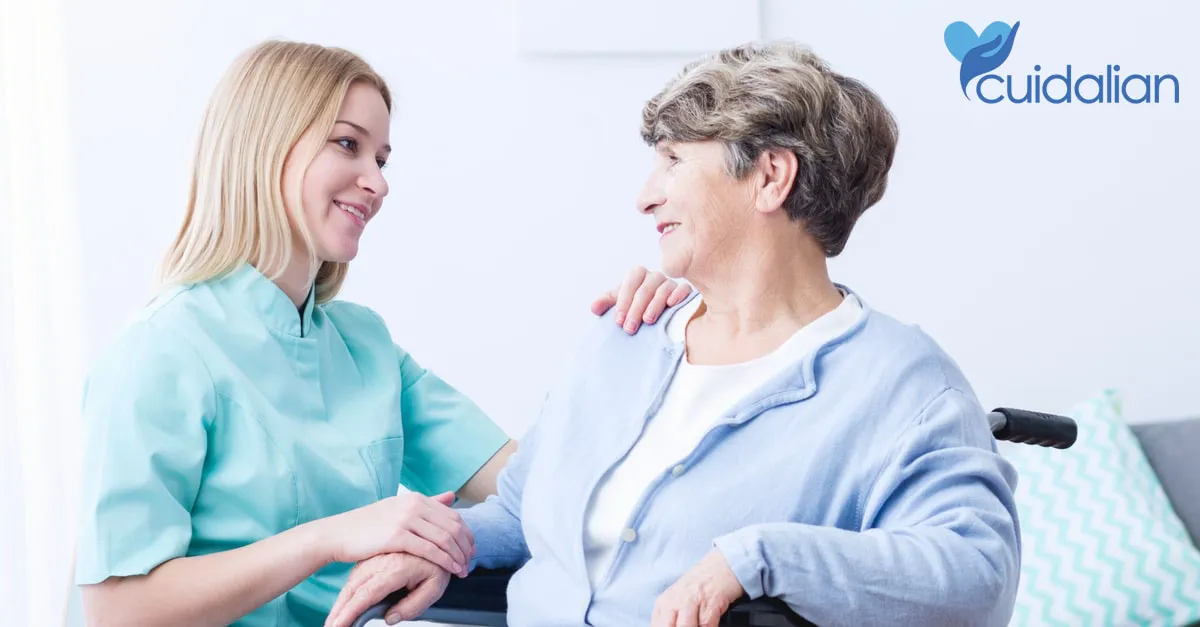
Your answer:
[640,41,899,257]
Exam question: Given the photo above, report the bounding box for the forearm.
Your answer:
[459,425,539,570]
[82,520,331,627]
[715,521,1018,627]
[455,439,517,506]
[459,497,530,571]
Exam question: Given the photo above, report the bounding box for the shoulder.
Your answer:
[538,297,685,400]
[825,303,985,442]
[563,308,668,376]
[844,307,976,397]
[320,300,391,334]
[577,291,696,351]
[85,292,218,424]
[321,299,386,326]
[98,286,211,372]
[816,304,1001,470]
[318,301,424,372]
[320,299,399,345]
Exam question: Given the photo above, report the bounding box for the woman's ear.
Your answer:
[754,149,799,214]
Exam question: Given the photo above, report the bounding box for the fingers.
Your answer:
[385,570,448,624]
[418,500,474,565]
[393,492,471,572]
[653,590,728,627]
[424,492,474,549]
[591,289,618,316]
[698,601,724,627]
[640,281,675,325]
[665,599,707,627]
[399,527,465,576]
[667,282,692,307]
[598,268,692,326]
[326,565,404,627]
[651,604,678,627]
[675,602,700,627]
[326,563,372,626]
[614,266,648,328]
[622,276,662,334]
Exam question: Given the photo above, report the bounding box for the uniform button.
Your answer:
[672,464,685,477]
[621,528,637,543]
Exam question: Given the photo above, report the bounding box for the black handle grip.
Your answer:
[350,590,407,627]
[991,408,1078,449]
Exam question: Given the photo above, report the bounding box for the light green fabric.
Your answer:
[75,264,509,626]
[1002,390,1200,626]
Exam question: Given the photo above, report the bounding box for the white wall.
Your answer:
[63,0,1199,460]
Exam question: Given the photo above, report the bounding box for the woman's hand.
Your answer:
[651,549,745,627]
[318,491,473,577]
[325,553,450,627]
[592,266,692,333]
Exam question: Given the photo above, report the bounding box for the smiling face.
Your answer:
[282,81,392,264]
[636,140,757,280]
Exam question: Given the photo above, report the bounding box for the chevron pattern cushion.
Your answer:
[1001,390,1200,626]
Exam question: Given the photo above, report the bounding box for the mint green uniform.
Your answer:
[75,264,509,626]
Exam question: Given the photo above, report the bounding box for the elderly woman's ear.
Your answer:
[752,148,800,215]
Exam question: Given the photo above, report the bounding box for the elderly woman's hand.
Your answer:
[324,552,450,627]
[651,549,745,627]
[592,266,692,333]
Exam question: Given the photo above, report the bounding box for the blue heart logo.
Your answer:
[944,21,1013,62]
[944,20,1021,98]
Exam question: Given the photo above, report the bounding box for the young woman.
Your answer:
[74,40,687,627]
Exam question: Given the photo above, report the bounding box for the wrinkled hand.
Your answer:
[592,266,692,334]
[651,549,745,627]
[323,491,472,578]
[325,553,450,627]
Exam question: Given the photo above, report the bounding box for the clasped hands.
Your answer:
[324,533,745,627]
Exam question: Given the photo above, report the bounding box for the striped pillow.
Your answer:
[1001,390,1200,626]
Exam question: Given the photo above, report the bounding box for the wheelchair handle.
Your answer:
[989,407,1077,449]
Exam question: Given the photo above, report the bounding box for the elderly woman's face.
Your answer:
[637,140,755,279]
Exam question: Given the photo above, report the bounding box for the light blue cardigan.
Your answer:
[460,289,1021,626]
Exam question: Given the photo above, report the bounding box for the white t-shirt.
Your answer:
[581,291,864,584]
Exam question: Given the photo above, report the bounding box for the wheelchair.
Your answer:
[351,407,1077,627]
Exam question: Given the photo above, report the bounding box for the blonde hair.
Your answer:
[641,41,897,257]
[159,40,391,303]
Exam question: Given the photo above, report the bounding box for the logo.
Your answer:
[943,20,1180,104]
[944,20,1021,99]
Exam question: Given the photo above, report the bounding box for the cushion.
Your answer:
[1000,389,1200,626]
[1131,417,1200,550]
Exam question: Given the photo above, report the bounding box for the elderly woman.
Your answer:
[327,41,1020,627]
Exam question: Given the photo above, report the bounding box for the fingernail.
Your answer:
[645,313,656,323]
[385,613,402,624]
[616,311,625,324]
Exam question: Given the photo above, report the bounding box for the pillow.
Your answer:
[1001,389,1200,626]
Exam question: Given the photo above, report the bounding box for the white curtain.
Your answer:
[0,0,87,624]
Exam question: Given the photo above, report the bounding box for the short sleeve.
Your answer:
[74,322,215,585]
[395,346,510,496]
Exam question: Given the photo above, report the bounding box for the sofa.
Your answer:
[1125,418,1200,567]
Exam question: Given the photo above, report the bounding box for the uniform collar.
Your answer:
[215,263,316,338]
